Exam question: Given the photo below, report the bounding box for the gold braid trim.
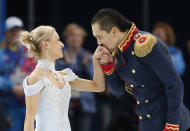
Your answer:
[166,123,179,127]
[119,24,136,51]
[104,67,114,75]
[112,48,118,56]
[165,127,179,130]
[134,34,157,57]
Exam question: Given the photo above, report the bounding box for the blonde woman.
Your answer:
[20,25,109,131]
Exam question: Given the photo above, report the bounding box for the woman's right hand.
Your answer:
[93,46,113,64]
[93,46,105,60]
[93,46,114,66]
[100,51,113,65]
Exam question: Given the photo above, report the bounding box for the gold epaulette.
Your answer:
[134,33,157,57]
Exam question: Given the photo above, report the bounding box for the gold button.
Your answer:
[139,116,143,120]
[145,100,149,103]
[131,51,135,55]
[141,85,145,88]
[147,114,151,118]
[137,101,140,104]
[130,84,134,88]
[132,69,136,73]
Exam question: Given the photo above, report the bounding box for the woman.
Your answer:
[152,22,186,76]
[20,25,109,131]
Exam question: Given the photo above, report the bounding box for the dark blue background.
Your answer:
[6,0,190,52]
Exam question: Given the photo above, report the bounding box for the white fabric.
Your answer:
[36,59,64,83]
[23,67,78,131]
[6,16,23,30]
[23,77,46,96]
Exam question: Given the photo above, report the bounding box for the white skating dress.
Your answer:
[23,59,78,131]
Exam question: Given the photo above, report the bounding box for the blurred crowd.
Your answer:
[0,16,190,131]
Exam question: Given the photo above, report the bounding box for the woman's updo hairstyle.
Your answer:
[20,25,55,57]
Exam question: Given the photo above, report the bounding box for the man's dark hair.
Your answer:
[91,8,132,33]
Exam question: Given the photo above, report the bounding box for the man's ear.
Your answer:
[41,41,49,49]
[112,27,119,34]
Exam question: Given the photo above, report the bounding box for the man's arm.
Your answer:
[100,49,126,97]
[104,69,126,97]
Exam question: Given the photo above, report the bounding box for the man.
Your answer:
[0,16,26,131]
[152,22,186,76]
[91,8,190,131]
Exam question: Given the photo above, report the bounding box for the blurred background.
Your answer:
[1,0,190,131]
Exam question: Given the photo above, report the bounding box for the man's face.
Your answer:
[65,29,84,50]
[5,28,23,51]
[152,27,167,44]
[92,23,117,52]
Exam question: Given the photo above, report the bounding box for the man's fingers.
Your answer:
[94,46,112,65]
[98,45,110,53]
[100,54,110,65]
[100,59,108,65]
[95,51,104,59]
[97,46,106,51]
[102,53,109,58]
[101,57,109,62]
[102,48,110,54]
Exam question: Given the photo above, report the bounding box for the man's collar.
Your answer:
[112,23,138,56]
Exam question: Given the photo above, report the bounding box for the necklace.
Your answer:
[36,59,63,83]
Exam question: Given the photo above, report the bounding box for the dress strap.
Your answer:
[23,77,46,96]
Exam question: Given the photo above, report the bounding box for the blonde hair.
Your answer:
[62,23,87,40]
[20,25,55,57]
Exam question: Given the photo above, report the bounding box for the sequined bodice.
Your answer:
[36,76,72,131]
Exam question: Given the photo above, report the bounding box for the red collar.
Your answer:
[118,23,138,52]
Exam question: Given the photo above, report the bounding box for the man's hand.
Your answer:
[100,50,113,65]
[93,46,106,60]
[98,46,113,65]
[93,46,114,65]
[94,46,115,75]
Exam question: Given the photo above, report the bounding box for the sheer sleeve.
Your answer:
[62,68,78,82]
[23,77,46,96]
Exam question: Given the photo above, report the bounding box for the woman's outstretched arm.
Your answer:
[70,46,108,92]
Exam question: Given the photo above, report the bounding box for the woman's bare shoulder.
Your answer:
[27,68,44,85]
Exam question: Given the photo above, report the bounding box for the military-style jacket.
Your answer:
[101,23,190,131]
